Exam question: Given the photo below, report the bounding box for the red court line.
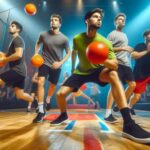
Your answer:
[44,114,98,121]
[84,128,102,150]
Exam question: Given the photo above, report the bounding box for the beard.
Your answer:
[89,24,100,30]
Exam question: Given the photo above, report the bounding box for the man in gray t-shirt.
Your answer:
[0,21,33,103]
[33,14,70,123]
[105,13,136,123]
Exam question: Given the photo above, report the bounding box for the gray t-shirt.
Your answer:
[38,30,69,67]
[7,36,27,77]
[107,30,131,67]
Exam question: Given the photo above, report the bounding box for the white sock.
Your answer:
[105,109,112,118]
[38,103,44,113]
[46,96,51,104]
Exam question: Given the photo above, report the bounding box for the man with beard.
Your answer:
[50,8,150,144]
[0,21,33,103]
[33,14,70,123]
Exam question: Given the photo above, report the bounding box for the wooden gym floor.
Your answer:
[0,108,150,150]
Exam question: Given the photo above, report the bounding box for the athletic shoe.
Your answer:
[35,108,39,113]
[122,121,150,144]
[45,102,51,111]
[113,106,119,112]
[104,114,118,123]
[50,112,68,125]
[130,108,136,115]
[33,112,45,123]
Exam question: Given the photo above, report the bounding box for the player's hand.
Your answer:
[123,46,133,53]
[51,61,62,69]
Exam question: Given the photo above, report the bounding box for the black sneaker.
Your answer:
[122,121,150,144]
[35,108,39,113]
[104,114,118,123]
[33,112,45,123]
[50,113,68,125]
[113,106,119,112]
[130,108,136,115]
[45,102,51,111]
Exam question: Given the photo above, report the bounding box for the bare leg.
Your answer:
[81,92,95,105]
[37,77,45,103]
[27,93,35,110]
[46,82,56,103]
[14,87,33,102]
[72,96,76,104]
[100,68,127,109]
[66,93,74,102]
[0,79,5,86]
[125,81,136,102]
[128,93,141,108]
[56,86,74,112]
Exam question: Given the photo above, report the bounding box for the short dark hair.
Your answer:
[84,8,104,20]
[143,29,150,37]
[11,21,23,33]
[114,13,126,21]
[51,14,62,24]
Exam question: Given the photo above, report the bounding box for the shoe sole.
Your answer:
[122,132,150,144]
[50,119,69,126]
[33,116,45,123]
[105,120,118,124]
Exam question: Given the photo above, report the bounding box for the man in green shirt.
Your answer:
[51,8,150,144]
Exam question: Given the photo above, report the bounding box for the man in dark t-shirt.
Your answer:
[0,21,33,103]
[32,14,70,123]
[129,30,150,112]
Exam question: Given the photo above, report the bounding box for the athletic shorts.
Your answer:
[118,64,135,84]
[0,69,25,89]
[63,66,107,92]
[134,76,150,94]
[38,64,61,85]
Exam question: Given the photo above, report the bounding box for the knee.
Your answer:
[134,94,141,100]
[15,92,23,100]
[128,82,136,90]
[38,79,45,87]
[108,71,119,83]
[56,89,67,98]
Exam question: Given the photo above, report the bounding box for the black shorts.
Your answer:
[30,82,38,94]
[63,66,107,92]
[38,64,61,85]
[0,70,25,89]
[118,64,135,84]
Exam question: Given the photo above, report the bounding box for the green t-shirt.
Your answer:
[73,32,116,75]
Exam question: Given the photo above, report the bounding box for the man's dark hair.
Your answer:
[143,29,150,37]
[11,21,23,33]
[114,13,126,21]
[51,14,62,24]
[84,8,104,21]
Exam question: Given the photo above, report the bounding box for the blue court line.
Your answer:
[65,120,76,131]
[95,112,114,133]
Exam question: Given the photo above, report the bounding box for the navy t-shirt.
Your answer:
[133,43,150,80]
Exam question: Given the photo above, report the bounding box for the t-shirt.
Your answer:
[107,30,131,67]
[7,36,27,77]
[73,32,116,75]
[38,30,69,67]
[133,43,150,80]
